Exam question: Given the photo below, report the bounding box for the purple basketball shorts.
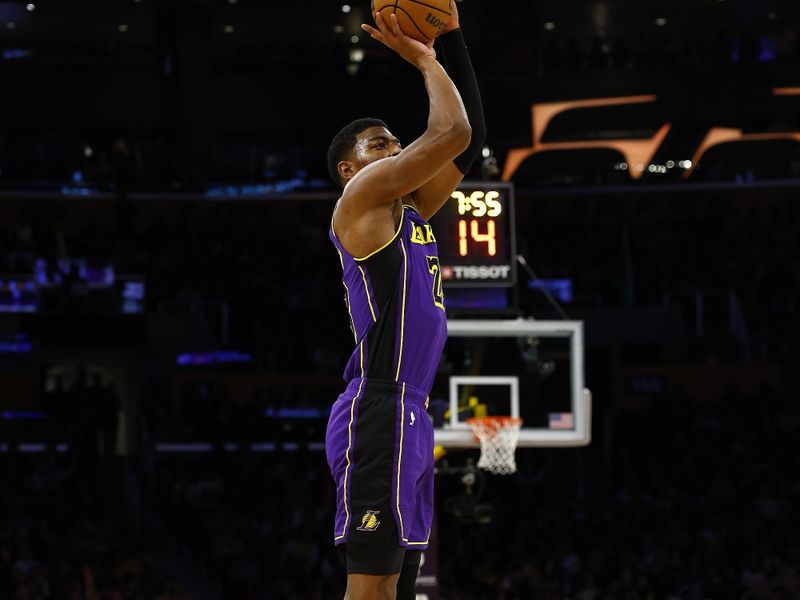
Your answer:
[326,378,434,551]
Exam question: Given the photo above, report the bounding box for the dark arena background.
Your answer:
[1,0,799,598]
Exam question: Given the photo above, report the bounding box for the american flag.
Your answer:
[548,412,574,430]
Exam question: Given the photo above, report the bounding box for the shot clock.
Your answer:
[429,182,516,288]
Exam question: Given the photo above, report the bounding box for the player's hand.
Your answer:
[362,12,436,68]
[442,0,460,34]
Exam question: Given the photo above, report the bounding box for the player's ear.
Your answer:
[338,160,355,183]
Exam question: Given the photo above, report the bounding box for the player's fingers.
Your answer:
[389,13,404,38]
[361,23,382,40]
[374,11,394,38]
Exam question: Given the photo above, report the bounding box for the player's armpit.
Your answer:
[410,161,465,221]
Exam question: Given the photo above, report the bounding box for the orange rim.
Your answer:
[466,416,523,439]
[466,416,522,426]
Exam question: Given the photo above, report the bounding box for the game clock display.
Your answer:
[429,182,516,288]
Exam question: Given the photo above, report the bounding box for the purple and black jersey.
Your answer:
[330,204,447,395]
[326,204,445,551]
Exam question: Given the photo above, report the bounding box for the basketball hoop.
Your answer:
[466,416,523,475]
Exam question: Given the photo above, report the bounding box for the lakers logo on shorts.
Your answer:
[357,510,381,532]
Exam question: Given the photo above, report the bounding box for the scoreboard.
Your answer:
[429,182,516,288]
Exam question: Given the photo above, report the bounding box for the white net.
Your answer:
[466,417,523,475]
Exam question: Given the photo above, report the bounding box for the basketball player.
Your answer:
[325,5,485,600]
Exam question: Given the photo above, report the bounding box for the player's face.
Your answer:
[348,126,403,175]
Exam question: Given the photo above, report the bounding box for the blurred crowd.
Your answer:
[0,454,189,600]
[2,187,799,362]
[0,198,349,371]
[0,182,798,600]
[518,189,800,360]
[0,136,328,191]
[2,381,797,599]
[134,381,799,600]
[437,384,799,599]
[152,452,344,600]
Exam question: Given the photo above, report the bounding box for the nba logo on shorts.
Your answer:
[357,510,381,532]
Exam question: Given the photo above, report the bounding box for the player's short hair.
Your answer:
[327,117,388,188]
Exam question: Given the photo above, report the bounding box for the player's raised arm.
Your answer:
[411,1,488,220]
[338,13,471,209]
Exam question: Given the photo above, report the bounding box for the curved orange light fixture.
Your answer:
[685,129,800,179]
[503,95,670,182]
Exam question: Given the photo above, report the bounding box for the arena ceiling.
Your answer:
[0,0,795,48]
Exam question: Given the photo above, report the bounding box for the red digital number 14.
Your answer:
[458,219,497,257]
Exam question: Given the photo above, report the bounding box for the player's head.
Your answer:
[327,117,403,189]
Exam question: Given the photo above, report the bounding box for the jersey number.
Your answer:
[427,256,445,310]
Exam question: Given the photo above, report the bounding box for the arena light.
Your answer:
[503,95,670,181]
[2,48,29,60]
[118,24,129,33]
[17,444,47,453]
[26,3,35,11]
[342,4,352,13]
[592,2,608,31]
[333,24,345,33]
[223,25,235,34]
[1,411,47,420]
[685,128,800,178]
[349,48,364,63]
[655,17,667,26]
[543,22,555,31]
[350,35,359,44]
[6,22,16,30]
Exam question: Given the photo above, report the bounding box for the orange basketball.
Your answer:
[372,0,452,44]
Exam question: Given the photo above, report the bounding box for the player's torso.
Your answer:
[330,204,447,394]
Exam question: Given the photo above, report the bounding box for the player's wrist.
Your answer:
[414,54,439,71]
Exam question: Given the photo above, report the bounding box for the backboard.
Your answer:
[432,319,591,448]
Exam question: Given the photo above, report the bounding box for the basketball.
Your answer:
[372,0,453,44]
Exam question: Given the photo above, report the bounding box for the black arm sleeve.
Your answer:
[436,28,487,175]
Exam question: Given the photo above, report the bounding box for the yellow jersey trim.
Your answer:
[330,202,342,243]
[406,535,431,546]
[335,247,358,344]
[396,383,407,542]
[357,265,377,322]
[334,243,344,269]
[334,374,364,541]
[394,239,408,382]
[353,206,406,262]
